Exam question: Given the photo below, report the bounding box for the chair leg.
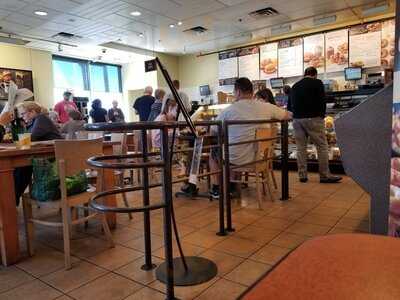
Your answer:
[255,173,262,210]
[22,198,35,256]
[61,205,72,270]
[261,172,266,196]
[271,169,278,190]
[206,162,211,202]
[100,214,115,248]
[265,171,275,202]
[118,174,132,220]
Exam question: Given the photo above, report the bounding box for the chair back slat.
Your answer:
[255,127,277,160]
[54,138,103,177]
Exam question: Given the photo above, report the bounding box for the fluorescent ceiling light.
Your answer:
[314,15,336,26]
[362,3,389,16]
[130,11,141,16]
[34,10,48,16]
[271,24,291,35]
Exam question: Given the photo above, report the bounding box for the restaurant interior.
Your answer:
[0,0,399,299]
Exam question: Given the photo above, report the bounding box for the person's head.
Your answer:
[63,91,73,101]
[91,99,102,110]
[154,89,166,101]
[161,98,176,115]
[234,77,253,100]
[68,109,83,121]
[17,101,42,123]
[144,86,153,96]
[112,100,118,109]
[304,67,318,78]
[283,85,291,95]
[255,88,276,105]
[172,80,180,90]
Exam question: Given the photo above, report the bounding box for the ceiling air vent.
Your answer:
[184,26,208,34]
[249,7,279,19]
[52,32,81,39]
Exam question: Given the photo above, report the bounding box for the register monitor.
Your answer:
[345,67,362,81]
[270,78,284,89]
[199,85,211,96]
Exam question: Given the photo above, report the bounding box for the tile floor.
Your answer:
[1,172,370,300]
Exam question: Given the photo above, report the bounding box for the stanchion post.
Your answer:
[281,121,289,201]
[223,122,234,232]
[161,127,175,300]
[141,129,156,270]
[216,122,226,236]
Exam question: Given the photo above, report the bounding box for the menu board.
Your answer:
[325,29,348,73]
[278,38,303,77]
[349,22,381,68]
[218,50,238,86]
[259,43,278,79]
[303,34,325,73]
[381,19,395,68]
[238,46,260,81]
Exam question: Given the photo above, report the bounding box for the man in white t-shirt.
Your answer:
[209,77,291,198]
[164,80,191,118]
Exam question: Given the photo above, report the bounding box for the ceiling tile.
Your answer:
[0,20,31,33]
[5,13,46,27]
[0,0,28,11]
[102,13,133,27]
[37,0,82,11]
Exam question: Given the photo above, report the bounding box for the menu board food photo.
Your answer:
[278,38,303,77]
[349,22,382,68]
[218,50,238,86]
[325,29,349,73]
[303,34,325,73]
[381,19,395,68]
[238,46,260,81]
[259,43,278,79]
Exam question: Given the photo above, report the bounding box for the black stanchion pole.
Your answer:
[141,129,156,270]
[161,128,175,300]
[281,121,289,201]
[217,122,226,236]
[223,122,234,232]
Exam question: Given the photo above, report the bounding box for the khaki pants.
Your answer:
[293,117,330,179]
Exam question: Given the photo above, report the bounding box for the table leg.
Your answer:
[0,168,19,266]
[103,168,117,229]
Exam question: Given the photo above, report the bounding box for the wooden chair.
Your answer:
[22,138,114,270]
[231,127,277,209]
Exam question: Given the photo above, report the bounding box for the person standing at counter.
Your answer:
[108,100,125,123]
[90,99,108,123]
[54,91,78,124]
[289,67,341,184]
[147,89,165,122]
[134,86,155,121]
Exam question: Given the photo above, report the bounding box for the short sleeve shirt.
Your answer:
[216,99,287,165]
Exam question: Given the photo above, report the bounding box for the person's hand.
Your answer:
[0,111,13,126]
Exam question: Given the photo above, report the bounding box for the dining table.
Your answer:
[0,141,117,266]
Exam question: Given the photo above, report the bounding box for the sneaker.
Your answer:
[299,177,308,183]
[180,183,198,195]
[320,176,342,183]
[209,188,220,199]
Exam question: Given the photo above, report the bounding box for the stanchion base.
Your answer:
[226,227,235,232]
[156,256,217,286]
[216,231,227,236]
[141,263,157,271]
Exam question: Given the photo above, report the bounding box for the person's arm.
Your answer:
[104,109,109,122]
[269,103,292,120]
[107,109,113,122]
[0,111,13,126]
[30,115,52,141]
[119,109,125,121]
[318,80,326,117]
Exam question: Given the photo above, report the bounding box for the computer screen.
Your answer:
[345,67,362,81]
[270,78,284,89]
[199,85,211,96]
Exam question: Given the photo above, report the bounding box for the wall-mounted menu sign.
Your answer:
[349,22,381,68]
[278,38,303,77]
[218,50,238,86]
[325,29,348,73]
[238,46,260,81]
[303,34,325,73]
[259,43,278,79]
[381,19,395,68]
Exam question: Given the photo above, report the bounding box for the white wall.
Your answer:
[0,43,53,108]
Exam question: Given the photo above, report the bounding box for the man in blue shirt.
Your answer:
[133,86,155,121]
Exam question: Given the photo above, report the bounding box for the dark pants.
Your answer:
[14,166,32,206]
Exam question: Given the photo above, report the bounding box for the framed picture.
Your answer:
[0,68,33,100]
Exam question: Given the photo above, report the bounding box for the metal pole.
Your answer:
[281,121,289,201]
[161,127,175,300]
[141,129,155,270]
[216,122,226,236]
[223,122,234,232]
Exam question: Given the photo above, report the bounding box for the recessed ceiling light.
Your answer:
[169,24,175,28]
[34,10,48,16]
[177,21,183,26]
[130,11,141,16]
[138,33,144,38]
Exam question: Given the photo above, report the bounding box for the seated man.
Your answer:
[209,77,291,198]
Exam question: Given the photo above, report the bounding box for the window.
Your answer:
[52,56,123,112]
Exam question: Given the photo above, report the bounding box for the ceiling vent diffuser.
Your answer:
[184,26,208,34]
[249,7,279,19]
[52,32,82,40]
